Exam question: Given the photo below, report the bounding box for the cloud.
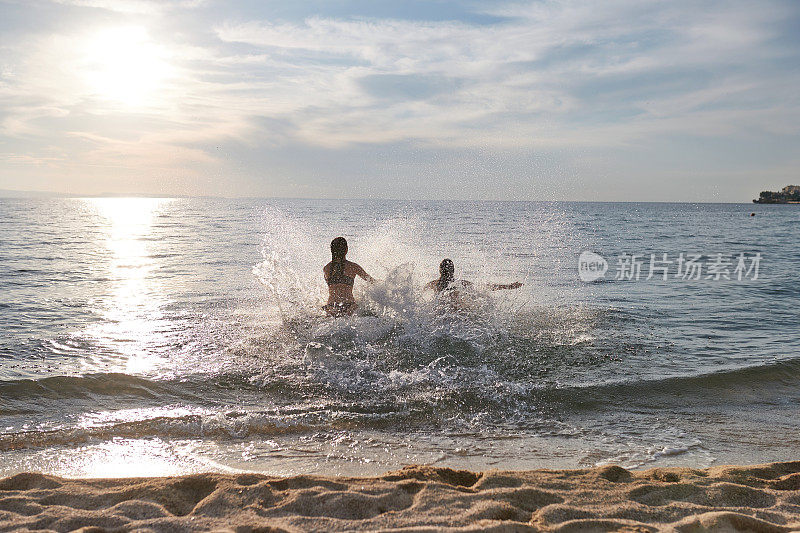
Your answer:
[51,0,206,15]
[210,1,800,149]
[0,0,799,198]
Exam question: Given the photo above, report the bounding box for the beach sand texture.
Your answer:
[2,462,800,532]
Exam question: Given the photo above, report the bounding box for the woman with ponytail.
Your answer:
[323,237,374,317]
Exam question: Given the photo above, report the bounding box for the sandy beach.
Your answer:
[2,0,800,529]
[1,461,799,532]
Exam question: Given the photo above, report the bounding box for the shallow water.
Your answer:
[1,198,798,477]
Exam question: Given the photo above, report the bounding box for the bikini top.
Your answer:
[435,277,467,293]
[435,277,453,292]
[436,275,464,292]
[327,260,354,286]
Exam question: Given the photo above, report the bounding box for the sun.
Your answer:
[83,27,172,107]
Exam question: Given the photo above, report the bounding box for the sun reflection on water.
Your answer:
[56,439,208,478]
[84,198,172,374]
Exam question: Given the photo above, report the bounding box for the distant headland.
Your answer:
[753,185,800,203]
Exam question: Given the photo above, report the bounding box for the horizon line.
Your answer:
[0,189,771,204]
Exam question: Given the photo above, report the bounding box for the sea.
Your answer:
[1,197,798,478]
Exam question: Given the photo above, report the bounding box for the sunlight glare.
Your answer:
[83,27,172,107]
[85,198,171,374]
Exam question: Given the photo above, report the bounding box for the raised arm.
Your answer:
[352,262,375,283]
[488,282,523,291]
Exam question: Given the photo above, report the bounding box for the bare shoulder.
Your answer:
[346,260,364,273]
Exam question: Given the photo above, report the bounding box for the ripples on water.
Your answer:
[0,198,798,477]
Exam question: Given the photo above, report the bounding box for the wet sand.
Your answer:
[1,462,799,532]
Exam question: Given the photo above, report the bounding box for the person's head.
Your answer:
[331,237,348,261]
[439,258,454,281]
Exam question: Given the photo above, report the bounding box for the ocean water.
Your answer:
[1,197,798,478]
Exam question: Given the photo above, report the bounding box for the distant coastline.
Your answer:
[0,188,74,198]
[0,189,786,203]
[753,185,800,203]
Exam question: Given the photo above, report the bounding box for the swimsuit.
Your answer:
[435,277,457,293]
[324,260,357,316]
[327,260,354,286]
[322,301,358,317]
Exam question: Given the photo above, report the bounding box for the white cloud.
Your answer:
[52,0,206,15]
[1,0,798,197]
[211,1,800,146]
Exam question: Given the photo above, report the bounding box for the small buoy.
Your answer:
[750,213,755,216]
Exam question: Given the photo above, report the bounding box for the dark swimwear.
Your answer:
[322,301,358,317]
[434,278,469,293]
[435,277,453,292]
[327,260,354,286]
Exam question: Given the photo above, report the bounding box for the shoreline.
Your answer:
[2,462,799,531]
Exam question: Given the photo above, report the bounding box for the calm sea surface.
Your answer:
[1,198,798,477]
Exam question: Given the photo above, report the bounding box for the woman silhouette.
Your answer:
[323,237,374,317]
[426,258,522,307]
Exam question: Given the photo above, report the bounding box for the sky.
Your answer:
[0,0,799,201]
